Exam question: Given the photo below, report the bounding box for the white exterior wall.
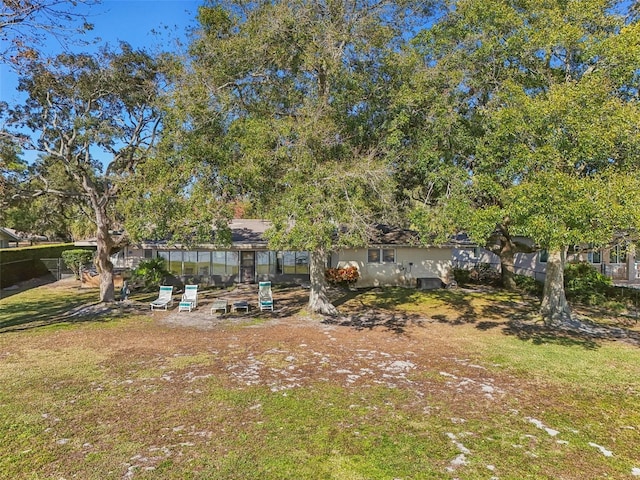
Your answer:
[334,247,453,288]
[111,246,146,269]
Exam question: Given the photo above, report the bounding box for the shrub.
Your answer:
[325,266,360,286]
[469,263,500,284]
[131,258,171,291]
[452,267,471,285]
[564,261,612,306]
[453,263,500,286]
[514,274,543,296]
[61,249,94,280]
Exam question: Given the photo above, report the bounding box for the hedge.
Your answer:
[0,244,95,289]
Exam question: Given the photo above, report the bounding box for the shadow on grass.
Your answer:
[325,288,437,333]
[331,286,640,348]
[322,310,425,334]
[336,287,481,326]
[503,321,600,350]
[0,274,57,299]
[0,289,111,333]
[190,284,309,321]
[486,315,640,350]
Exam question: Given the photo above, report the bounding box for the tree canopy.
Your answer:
[142,0,436,314]
[391,0,640,324]
[3,0,640,325]
[5,44,166,301]
[0,0,98,64]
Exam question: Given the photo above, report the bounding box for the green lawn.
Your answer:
[0,282,639,479]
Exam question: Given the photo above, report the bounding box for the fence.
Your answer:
[41,258,74,281]
[603,263,628,281]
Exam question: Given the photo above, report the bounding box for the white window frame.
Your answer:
[368,248,396,264]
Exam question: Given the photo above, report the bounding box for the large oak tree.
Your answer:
[6,44,166,302]
[167,0,434,315]
[393,0,640,325]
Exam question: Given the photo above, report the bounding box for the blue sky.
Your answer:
[1,0,201,103]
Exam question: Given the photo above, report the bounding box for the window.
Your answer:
[368,248,395,263]
[144,249,153,259]
[282,251,296,274]
[588,250,601,264]
[276,251,309,274]
[382,249,395,263]
[157,251,170,270]
[212,251,239,275]
[197,251,211,276]
[168,251,182,275]
[539,250,548,263]
[226,252,239,274]
[295,251,309,274]
[256,251,275,275]
[183,251,197,275]
[212,251,226,275]
[610,244,627,264]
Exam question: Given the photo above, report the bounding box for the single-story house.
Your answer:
[0,228,20,248]
[104,220,311,287]
[92,220,454,289]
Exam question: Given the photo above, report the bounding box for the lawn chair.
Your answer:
[179,284,198,312]
[258,281,274,311]
[150,285,174,311]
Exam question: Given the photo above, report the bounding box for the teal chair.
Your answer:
[179,285,198,312]
[150,285,174,310]
[258,281,274,311]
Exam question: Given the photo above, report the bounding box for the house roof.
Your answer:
[0,227,21,242]
[366,224,462,248]
[367,224,420,246]
[77,220,460,250]
[131,219,272,250]
[229,219,271,245]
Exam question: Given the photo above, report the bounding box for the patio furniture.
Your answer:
[232,300,249,313]
[179,284,198,312]
[150,285,174,310]
[258,281,274,311]
[210,299,229,314]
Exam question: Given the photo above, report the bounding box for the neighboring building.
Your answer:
[0,228,20,248]
[453,240,640,286]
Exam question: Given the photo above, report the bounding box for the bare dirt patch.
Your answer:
[3,281,640,478]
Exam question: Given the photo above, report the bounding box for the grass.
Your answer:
[0,284,98,332]
[0,281,639,479]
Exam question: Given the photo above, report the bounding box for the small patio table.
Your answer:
[210,299,229,314]
[231,300,249,313]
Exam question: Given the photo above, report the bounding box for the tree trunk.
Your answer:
[489,225,518,291]
[540,247,572,326]
[499,237,517,290]
[94,208,115,303]
[308,248,339,316]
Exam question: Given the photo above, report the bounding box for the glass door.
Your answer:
[240,251,255,283]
